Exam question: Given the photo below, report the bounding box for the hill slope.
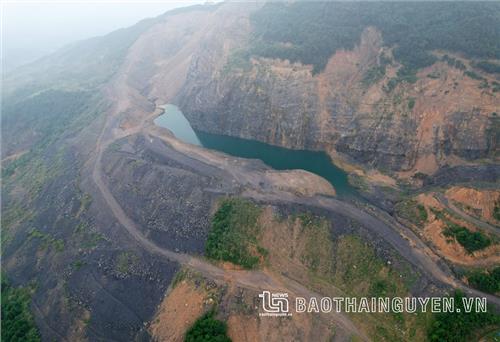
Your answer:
[2,2,500,341]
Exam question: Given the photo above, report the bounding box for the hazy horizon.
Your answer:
[2,2,203,71]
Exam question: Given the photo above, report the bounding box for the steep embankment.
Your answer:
[172,2,500,178]
[3,2,500,341]
[73,2,498,179]
[79,3,500,339]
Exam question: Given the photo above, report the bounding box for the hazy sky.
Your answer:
[2,1,203,71]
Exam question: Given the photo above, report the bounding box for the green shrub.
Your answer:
[1,279,40,342]
[396,67,418,84]
[443,224,491,253]
[28,229,65,253]
[383,69,418,92]
[492,82,500,93]
[442,55,467,70]
[185,311,231,342]
[395,199,428,227]
[205,198,266,269]
[431,208,492,253]
[417,204,428,222]
[362,65,386,87]
[408,98,416,110]
[385,78,400,92]
[467,267,500,294]
[475,60,500,74]
[369,279,397,297]
[493,203,500,221]
[428,291,499,342]
[479,80,489,89]
[464,70,485,81]
[116,252,139,274]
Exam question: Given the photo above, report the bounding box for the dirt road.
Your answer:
[90,98,368,340]
[87,38,498,341]
[142,124,500,306]
[435,193,499,234]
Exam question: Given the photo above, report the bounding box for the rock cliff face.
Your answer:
[166,5,499,176]
[57,2,495,177]
[2,3,499,341]
[4,3,498,178]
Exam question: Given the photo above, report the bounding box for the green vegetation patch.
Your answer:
[467,267,500,294]
[442,55,466,71]
[72,260,87,271]
[428,291,499,342]
[494,202,500,221]
[185,310,231,342]
[1,205,34,246]
[221,50,253,74]
[171,268,190,288]
[331,235,427,340]
[115,251,139,274]
[2,89,103,207]
[474,60,500,74]
[333,236,407,296]
[443,224,491,254]
[347,173,370,192]
[383,67,420,92]
[28,228,65,252]
[492,82,500,93]
[431,208,492,253]
[3,150,64,201]
[2,89,94,154]
[78,193,93,216]
[249,2,500,74]
[74,222,106,249]
[296,213,333,274]
[205,198,266,269]
[395,199,428,227]
[464,70,485,81]
[1,278,41,342]
[408,97,416,111]
[362,64,386,87]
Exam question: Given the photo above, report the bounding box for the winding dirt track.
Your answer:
[435,193,499,234]
[91,105,500,342]
[89,41,498,340]
[91,108,367,341]
[139,121,500,306]
[246,191,500,307]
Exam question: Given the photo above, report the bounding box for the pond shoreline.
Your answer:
[154,104,357,197]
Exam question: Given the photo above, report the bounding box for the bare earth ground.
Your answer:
[87,90,499,342]
[90,84,366,339]
[80,12,500,338]
[151,273,342,342]
[417,193,500,266]
[149,280,211,342]
[444,187,500,227]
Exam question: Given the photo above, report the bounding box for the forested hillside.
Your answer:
[249,2,500,74]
